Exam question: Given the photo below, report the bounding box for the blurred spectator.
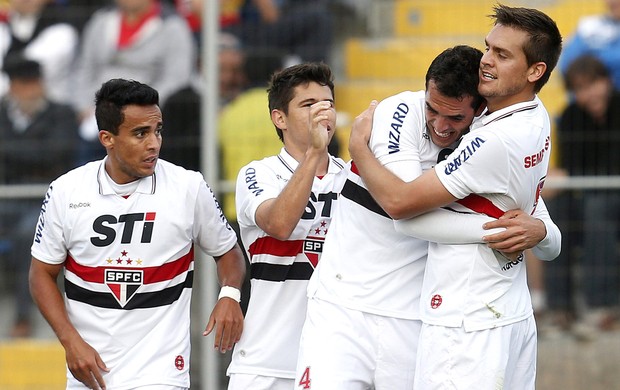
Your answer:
[72,0,195,149]
[219,32,247,106]
[0,0,79,104]
[160,32,247,171]
[559,0,620,90]
[0,56,80,337]
[55,0,112,33]
[176,0,333,66]
[549,54,620,337]
[218,48,283,221]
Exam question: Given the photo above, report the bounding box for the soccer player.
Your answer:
[225,63,345,389]
[349,5,563,389]
[295,45,561,389]
[29,79,246,390]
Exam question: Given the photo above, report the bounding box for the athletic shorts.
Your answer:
[227,373,293,390]
[415,316,537,389]
[294,297,421,390]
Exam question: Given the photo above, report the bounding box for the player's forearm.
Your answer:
[29,259,83,347]
[395,208,504,243]
[215,244,247,290]
[256,149,323,240]
[530,199,561,260]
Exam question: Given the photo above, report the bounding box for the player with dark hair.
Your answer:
[295,44,560,389]
[226,62,346,390]
[349,5,563,389]
[29,78,246,390]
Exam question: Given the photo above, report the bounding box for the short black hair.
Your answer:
[425,45,485,112]
[94,79,159,135]
[490,4,563,92]
[3,55,42,80]
[267,62,334,142]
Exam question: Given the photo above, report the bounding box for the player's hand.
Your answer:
[203,297,244,353]
[482,209,546,253]
[349,100,377,160]
[64,335,109,390]
[308,100,335,152]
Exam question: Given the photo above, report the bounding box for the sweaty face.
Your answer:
[479,24,536,112]
[103,104,162,184]
[425,80,478,148]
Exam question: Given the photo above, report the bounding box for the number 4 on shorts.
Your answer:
[298,366,311,389]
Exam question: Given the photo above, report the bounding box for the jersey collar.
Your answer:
[277,147,343,175]
[472,95,540,130]
[97,157,157,196]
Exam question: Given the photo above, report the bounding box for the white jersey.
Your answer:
[228,148,347,379]
[423,97,552,331]
[31,158,237,389]
[308,91,450,319]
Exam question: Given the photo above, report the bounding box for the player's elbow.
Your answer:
[381,197,416,220]
[262,222,295,241]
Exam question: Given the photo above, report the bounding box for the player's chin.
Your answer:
[432,133,457,148]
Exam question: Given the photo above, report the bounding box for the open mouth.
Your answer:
[481,71,497,80]
[433,127,453,139]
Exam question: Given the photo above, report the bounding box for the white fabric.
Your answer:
[421,96,551,331]
[32,158,238,389]
[308,91,439,320]
[0,22,78,104]
[300,91,515,389]
[414,317,537,390]
[394,197,560,260]
[227,373,293,390]
[295,297,420,390]
[227,148,346,379]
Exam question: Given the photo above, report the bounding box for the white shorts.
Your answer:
[294,297,421,390]
[415,316,537,389]
[227,373,293,390]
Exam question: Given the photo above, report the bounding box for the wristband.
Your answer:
[218,286,241,303]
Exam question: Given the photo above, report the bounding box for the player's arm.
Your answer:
[395,200,561,260]
[205,243,246,353]
[394,208,504,243]
[349,101,457,219]
[29,258,108,390]
[255,101,333,240]
[482,197,561,260]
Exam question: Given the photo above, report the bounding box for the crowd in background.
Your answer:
[0,0,618,347]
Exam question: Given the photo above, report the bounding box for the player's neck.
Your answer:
[486,92,536,113]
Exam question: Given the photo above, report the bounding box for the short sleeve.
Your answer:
[435,131,510,199]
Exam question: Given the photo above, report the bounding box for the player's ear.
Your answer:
[99,130,114,148]
[271,109,286,131]
[527,62,547,84]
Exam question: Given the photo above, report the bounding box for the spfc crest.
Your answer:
[303,238,324,267]
[105,269,143,307]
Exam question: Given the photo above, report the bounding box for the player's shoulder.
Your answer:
[54,160,100,185]
[374,90,425,124]
[239,153,282,173]
[377,90,424,109]
[156,159,205,185]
